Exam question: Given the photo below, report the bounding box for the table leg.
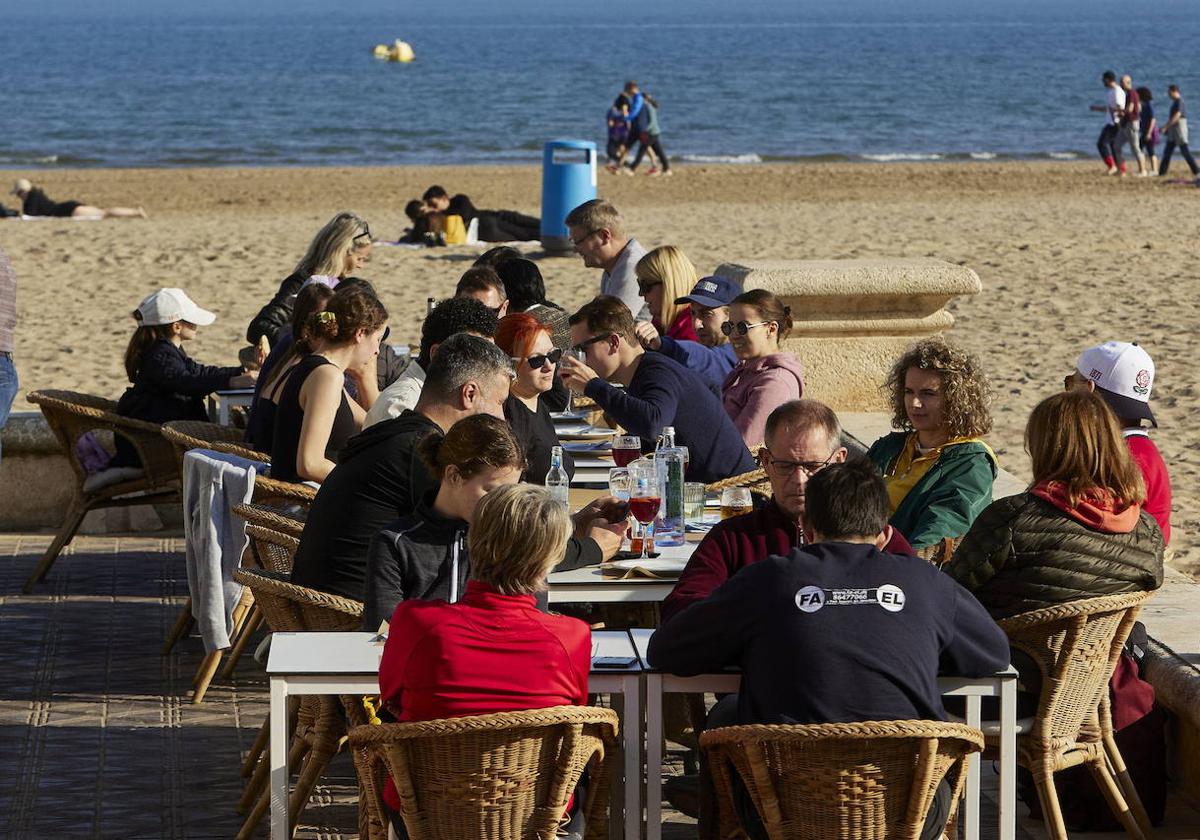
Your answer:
[219,399,231,426]
[963,694,981,840]
[999,678,1017,840]
[269,677,289,840]
[623,680,642,840]
[645,675,663,840]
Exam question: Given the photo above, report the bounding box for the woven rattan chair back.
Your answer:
[348,706,619,840]
[700,720,983,840]
[998,591,1152,748]
[232,567,305,635]
[233,502,304,574]
[161,419,246,472]
[211,440,272,463]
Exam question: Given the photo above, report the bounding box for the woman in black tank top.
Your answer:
[270,285,389,483]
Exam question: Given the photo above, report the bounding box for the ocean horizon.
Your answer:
[4,11,1197,170]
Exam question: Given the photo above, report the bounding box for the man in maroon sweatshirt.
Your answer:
[662,399,913,622]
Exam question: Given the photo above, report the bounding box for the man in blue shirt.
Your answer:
[561,295,754,483]
[633,275,741,394]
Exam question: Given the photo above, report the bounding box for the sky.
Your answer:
[4,0,1197,22]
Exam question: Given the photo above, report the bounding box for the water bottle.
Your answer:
[654,427,685,546]
[426,297,437,315]
[546,445,570,507]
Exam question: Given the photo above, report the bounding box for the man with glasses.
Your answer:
[564,199,650,321]
[662,399,913,622]
[634,275,741,393]
[561,295,753,483]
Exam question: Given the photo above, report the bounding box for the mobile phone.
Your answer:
[592,656,639,669]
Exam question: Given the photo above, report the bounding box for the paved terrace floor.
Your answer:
[2,534,1198,839]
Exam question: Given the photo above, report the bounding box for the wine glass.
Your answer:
[564,348,586,414]
[612,435,642,468]
[608,467,631,500]
[628,459,661,560]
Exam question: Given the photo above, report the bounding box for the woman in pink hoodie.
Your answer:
[720,289,806,447]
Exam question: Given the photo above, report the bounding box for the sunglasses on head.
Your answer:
[352,224,372,243]
[524,348,563,369]
[720,320,771,337]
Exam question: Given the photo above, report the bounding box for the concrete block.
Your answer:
[716,259,982,411]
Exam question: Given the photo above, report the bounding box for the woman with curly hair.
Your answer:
[867,337,996,549]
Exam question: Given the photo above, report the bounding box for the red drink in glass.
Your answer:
[629,496,661,524]
[612,435,642,468]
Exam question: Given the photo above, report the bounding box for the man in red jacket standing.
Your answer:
[662,399,913,622]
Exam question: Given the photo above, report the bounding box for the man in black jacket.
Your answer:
[649,460,1009,840]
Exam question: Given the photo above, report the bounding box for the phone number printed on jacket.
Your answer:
[794,584,906,614]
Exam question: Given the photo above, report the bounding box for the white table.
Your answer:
[208,388,256,425]
[629,629,1019,840]
[265,630,644,840]
[546,541,697,604]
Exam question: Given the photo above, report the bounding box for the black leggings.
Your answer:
[630,135,669,172]
[1098,124,1124,166]
[1160,140,1200,175]
[476,210,541,242]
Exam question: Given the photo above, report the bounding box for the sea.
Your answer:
[3,10,1198,170]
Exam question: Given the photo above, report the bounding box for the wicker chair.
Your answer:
[234,573,366,840]
[994,591,1155,840]
[916,536,962,568]
[700,719,983,839]
[161,420,249,470]
[348,706,619,840]
[22,389,181,593]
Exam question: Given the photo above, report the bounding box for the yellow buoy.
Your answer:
[390,39,415,62]
[372,44,390,59]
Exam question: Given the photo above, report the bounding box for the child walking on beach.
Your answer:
[605,100,631,172]
[114,288,256,466]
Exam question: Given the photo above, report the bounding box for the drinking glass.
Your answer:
[607,467,631,500]
[565,348,586,412]
[684,482,706,525]
[628,458,661,560]
[720,487,753,520]
[612,435,642,468]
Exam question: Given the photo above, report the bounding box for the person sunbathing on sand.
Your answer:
[10,179,146,219]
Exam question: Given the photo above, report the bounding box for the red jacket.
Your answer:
[1126,432,1171,545]
[378,580,591,811]
[662,499,914,622]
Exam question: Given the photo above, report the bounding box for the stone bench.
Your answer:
[0,411,174,533]
[716,258,981,412]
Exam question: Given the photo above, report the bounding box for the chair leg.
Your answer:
[1086,757,1148,840]
[162,598,195,655]
[22,499,89,593]
[190,650,225,703]
[220,606,264,679]
[239,729,309,815]
[1104,732,1156,838]
[288,702,344,830]
[1032,767,1070,840]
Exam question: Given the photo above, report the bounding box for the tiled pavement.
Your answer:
[2,534,1194,839]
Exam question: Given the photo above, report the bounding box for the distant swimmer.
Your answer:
[10,179,146,219]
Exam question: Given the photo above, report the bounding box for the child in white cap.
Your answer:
[112,288,255,467]
[1066,341,1171,544]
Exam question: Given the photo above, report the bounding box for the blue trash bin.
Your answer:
[541,139,597,253]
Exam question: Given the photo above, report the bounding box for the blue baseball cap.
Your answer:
[674,275,742,309]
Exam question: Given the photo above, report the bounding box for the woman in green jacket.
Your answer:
[867,338,996,550]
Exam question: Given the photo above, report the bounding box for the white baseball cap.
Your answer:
[1075,341,1156,426]
[134,288,217,327]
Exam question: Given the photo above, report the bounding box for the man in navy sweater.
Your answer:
[649,459,1009,840]
[560,295,754,483]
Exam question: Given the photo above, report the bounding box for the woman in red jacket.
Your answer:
[377,483,591,836]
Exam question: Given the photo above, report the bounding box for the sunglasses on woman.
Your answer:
[523,348,563,369]
[720,320,771,337]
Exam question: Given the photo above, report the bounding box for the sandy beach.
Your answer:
[1,160,1195,573]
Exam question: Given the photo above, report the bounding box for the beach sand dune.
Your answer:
[2,161,1195,574]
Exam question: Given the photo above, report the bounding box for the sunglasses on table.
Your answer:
[721,320,772,337]
[570,333,611,354]
[520,348,563,369]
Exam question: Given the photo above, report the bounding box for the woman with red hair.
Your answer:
[495,312,575,483]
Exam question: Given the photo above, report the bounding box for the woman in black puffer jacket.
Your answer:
[945,389,1163,621]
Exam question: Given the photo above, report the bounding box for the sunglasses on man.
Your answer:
[721,320,772,337]
[570,333,611,355]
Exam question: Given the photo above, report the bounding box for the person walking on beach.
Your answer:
[1137,87,1161,175]
[1091,71,1126,175]
[10,179,146,219]
[0,246,16,466]
[1159,84,1199,177]
[1116,75,1149,176]
[627,94,672,176]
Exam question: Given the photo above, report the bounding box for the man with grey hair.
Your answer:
[291,334,515,599]
[661,399,914,622]
[564,198,650,320]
